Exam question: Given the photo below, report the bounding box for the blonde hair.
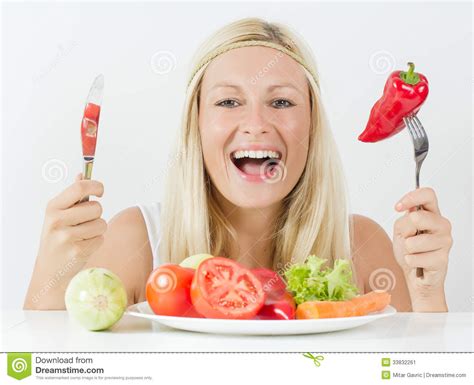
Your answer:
[159,17,355,279]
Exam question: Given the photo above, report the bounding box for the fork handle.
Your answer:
[414,168,425,278]
[414,200,425,278]
[414,209,425,278]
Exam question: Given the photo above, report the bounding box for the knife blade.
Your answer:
[80,74,104,202]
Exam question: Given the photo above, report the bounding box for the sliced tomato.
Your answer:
[146,264,202,317]
[251,268,296,320]
[191,257,265,319]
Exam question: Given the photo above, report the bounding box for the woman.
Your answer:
[24,18,452,313]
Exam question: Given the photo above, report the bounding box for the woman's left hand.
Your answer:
[392,187,452,311]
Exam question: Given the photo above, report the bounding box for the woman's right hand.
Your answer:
[24,173,107,309]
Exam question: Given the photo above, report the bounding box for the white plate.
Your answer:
[126,302,397,335]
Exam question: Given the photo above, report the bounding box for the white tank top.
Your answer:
[136,202,161,269]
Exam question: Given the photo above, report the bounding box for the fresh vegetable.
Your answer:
[191,257,265,319]
[252,268,287,296]
[350,290,391,316]
[81,102,101,156]
[295,290,391,319]
[179,253,214,269]
[284,255,359,305]
[252,268,295,320]
[146,264,202,317]
[65,268,127,331]
[358,62,429,143]
[255,291,296,320]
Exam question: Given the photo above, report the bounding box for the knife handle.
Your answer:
[79,159,94,203]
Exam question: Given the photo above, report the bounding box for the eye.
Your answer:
[216,99,240,108]
[272,99,295,109]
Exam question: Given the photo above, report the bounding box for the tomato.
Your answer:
[251,268,287,299]
[191,257,265,319]
[146,264,202,317]
[81,102,101,156]
[251,268,296,320]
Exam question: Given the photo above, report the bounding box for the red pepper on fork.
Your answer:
[358,62,429,142]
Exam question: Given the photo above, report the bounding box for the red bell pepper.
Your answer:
[358,62,429,143]
[251,268,296,320]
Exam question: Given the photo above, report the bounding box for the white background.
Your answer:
[1,1,472,312]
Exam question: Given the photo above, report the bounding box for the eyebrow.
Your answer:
[209,82,305,96]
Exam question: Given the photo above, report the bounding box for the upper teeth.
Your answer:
[233,150,280,159]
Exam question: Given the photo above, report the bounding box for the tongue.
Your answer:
[238,158,275,177]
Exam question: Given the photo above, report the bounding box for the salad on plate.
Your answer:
[144,254,392,321]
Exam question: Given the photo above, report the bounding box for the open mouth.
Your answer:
[230,150,282,178]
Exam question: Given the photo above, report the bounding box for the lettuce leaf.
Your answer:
[284,255,359,304]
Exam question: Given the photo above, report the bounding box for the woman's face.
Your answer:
[199,46,311,209]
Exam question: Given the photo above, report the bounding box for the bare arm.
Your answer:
[24,178,152,311]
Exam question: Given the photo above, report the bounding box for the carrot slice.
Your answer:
[351,290,391,316]
[296,290,391,319]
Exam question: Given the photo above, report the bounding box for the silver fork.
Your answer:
[403,114,429,278]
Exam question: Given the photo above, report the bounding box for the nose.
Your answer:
[239,104,271,136]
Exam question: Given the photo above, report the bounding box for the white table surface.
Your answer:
[1,310,472,352]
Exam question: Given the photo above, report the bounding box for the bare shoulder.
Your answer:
[349,214,412,312]
[111,206,148,237]
[83,206,153,306]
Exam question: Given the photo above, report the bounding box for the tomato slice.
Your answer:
[146,264,202,317]
[81,102,101,156]
[251,268,296,320]
[191,257,265,319]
